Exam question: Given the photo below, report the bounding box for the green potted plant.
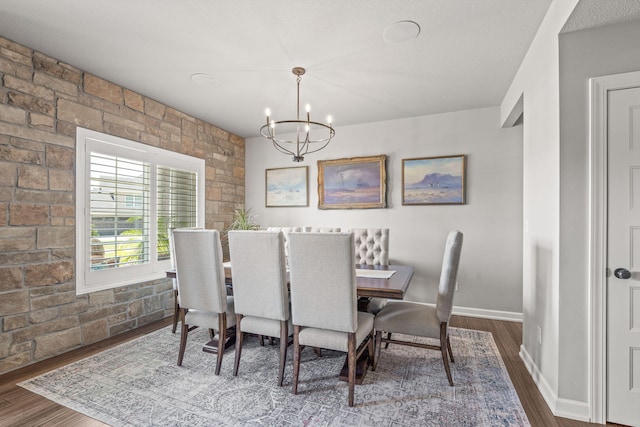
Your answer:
[228,206,260,231]
[223,206,259,260]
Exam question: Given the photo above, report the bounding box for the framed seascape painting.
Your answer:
[265,166,309,207]
[318,155,386,209]
[402,155,466,205]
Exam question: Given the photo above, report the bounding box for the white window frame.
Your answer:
[75,127,205,295]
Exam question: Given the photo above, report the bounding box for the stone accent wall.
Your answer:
[0,36,245,374]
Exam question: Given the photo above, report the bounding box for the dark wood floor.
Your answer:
[0,316,610,427]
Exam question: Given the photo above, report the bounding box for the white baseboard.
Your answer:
[452,306,523,322]
[555,398,591,422]
[519,344,593,423]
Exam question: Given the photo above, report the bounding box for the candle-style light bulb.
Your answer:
[305,104,311,113]
[327,115,332,125]
[265,108,271,118]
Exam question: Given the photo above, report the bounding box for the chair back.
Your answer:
[168,228,178,296]
[172,229,228,313]
[288,232,357,333]
[228,230,289,321]
[349,228,389,265]
[436,230,464,322]
[266,226,307,258]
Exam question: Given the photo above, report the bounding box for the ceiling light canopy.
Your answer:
[189,73,219,86]
[260,67,335,162]
[383,20,421,43]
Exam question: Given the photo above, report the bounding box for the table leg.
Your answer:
[338,347,370,385]
[202,326,236,354]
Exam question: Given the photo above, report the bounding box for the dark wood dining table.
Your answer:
[166,263,414,300]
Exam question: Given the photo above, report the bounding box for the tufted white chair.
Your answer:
[349,228,390,315]
[350,228,389,266]
[373,230,463,386]
[228,230,292,386]
[288,232,375,407]
[172,229,236,375]
[306,227,341,233]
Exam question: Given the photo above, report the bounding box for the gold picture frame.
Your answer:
[317,155,387,209]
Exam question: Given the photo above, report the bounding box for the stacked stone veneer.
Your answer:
[0,36,245,374]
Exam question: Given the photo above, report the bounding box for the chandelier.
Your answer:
[260,67,335,162]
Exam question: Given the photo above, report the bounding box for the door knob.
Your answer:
[614,268,631,279]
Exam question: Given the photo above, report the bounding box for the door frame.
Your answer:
[589,70,640,424]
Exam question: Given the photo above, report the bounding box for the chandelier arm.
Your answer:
[272,141,295,156]
[301,138,333,155]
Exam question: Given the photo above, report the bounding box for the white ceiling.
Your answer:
[0,1,636,139]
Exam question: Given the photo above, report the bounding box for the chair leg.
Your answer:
[367,331,375,371]
[259,335,265,346]
[372,330,382,371]
[347,332,356,407]
[440,322,453,386]
[278,320,288,387]
[215,313,227,375]
[446,335,455,363]
[172,289,179,334]
[292,325,301,395]
[233,314,243,377]
[385,332,392,349]
[177,309,188,366]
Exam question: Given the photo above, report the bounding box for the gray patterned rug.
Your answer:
[19,326,529,426]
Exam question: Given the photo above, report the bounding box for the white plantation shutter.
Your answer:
[90,152,151,268]
[156,166,198,261]
[76,128,205,295]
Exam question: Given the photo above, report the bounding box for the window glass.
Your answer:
[156,166,198,262]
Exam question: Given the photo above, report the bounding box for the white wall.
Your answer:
[500,0,579,416]
[245,106,523,317]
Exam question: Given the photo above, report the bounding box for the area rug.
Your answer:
[19,326,529,426]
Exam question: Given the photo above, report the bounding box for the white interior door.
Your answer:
[607,86,640,426]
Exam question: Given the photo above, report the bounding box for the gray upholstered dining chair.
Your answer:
[228,230,292,386]
[168,229,180,334]
[266,226,306,260]
[287,232,375,407]
[373,230,463,386]
[172,228,236,375]
[168,227,203,334]
[349,228,390,315]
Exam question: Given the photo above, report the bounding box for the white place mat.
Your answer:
[355,269,396,279]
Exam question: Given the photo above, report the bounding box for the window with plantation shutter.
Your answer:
[76,128,205,295]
